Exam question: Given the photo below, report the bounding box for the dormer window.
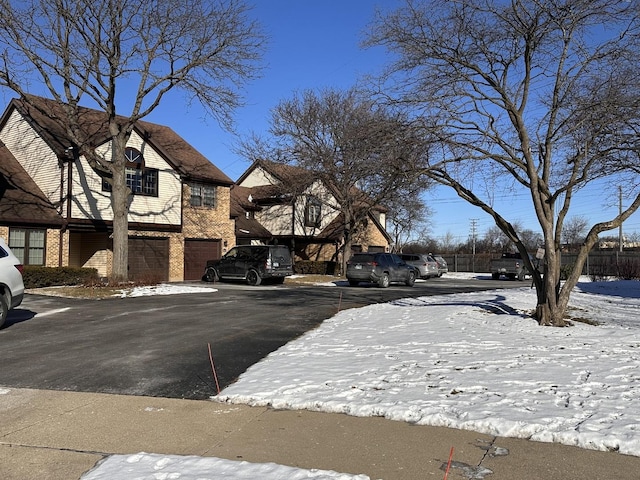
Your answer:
[102,147,158,196]
[304,196,322,227]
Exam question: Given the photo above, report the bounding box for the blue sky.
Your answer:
[143,0,640,243]
[3,0,639,243]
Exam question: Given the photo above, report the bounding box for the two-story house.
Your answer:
[0,96,235,281]
[235,159,391,267]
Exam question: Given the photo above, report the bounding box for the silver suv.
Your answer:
[0,238,25,328]
[398,253,439,279]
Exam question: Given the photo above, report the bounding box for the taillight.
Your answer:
[371,262,378,266]
[15,264,24,275]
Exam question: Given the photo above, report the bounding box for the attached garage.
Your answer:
[184,239,221,281]
[128,237,169,282]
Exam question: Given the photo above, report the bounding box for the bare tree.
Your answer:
[562,216,590,250]
[436,231,461,254]
[0,0,265,281]
[243,88,431,273]
[386,195,432,253]
[368,0,640,326]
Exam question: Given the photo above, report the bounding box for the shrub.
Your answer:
[294,260,337,275]
[617,258,640,280]
[559,263,574,281]
[22,266,99,289]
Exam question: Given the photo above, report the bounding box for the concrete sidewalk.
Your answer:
[0,388,638,480]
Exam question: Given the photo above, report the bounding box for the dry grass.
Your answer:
[27,285,126,299]
[27,275,345,299]
[285,275,345,286]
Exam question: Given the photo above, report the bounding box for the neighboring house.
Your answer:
[235,159,391,266]
[229,184,273,245]
[0,96,235,281]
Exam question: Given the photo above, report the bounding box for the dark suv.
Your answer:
[346,252,416,288]
[203,245,293,286]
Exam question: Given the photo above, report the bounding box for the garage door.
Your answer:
[128,237,169,282]
[184,239,221,280]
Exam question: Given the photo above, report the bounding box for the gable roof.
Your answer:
[237,159,313,184]
[238,159,387,213]
[2,96,233,186]
[229,185,272,240]
[0,141,64,226]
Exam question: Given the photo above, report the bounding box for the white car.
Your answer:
[0,238,25,328]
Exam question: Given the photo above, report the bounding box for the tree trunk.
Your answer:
[110,135,130,283]
[533,244,567,327]
[111,190,129,282]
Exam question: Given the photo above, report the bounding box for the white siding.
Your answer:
[238,166,278,188]
[71,130,182,225]
[293,180,340,236]
[256,204,292,235]
[0,109,62,204]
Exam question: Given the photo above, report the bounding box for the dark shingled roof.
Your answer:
[4,96,233,186]
[0,141,63,226]
[230,185,272,240]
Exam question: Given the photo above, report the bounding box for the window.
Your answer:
[304,196,322,227]
[102,147,158,196]
[9,228,45,265]
[190,182,217,208]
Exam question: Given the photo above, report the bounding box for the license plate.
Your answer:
[273,262,279,267]
[355,264,362,269]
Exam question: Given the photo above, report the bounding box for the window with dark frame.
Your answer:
[190,182,217,208]
[304,196,322,227]
[8,228,45,265]
[102,147,158,196]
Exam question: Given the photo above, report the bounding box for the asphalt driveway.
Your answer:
[0,276,525,399]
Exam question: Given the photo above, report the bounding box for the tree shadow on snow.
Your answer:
[390,294,529,318]
[575,280,640,299]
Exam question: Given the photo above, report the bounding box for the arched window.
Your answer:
[103,147,158,196]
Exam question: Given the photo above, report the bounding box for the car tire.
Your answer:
[405,271,416,287]
[246,269,262,286]
[348,280,359,287]
[272,277,285,285]
[203,267,219,283]
[0,295,8,329]
[491,272,500,280]
[378,273,390,288]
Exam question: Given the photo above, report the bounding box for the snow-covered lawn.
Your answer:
[82,274,640,479]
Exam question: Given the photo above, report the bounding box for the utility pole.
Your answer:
[619,186,623,252]
[470,219,478,272]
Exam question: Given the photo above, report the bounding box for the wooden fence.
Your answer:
[441,251,640,277]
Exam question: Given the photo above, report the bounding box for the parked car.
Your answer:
[432,255,449,277]
[347,252,416,288]
[0,238,25,328]
[398,253,439,279]
[203,245,293,286]
[490,252,533,280]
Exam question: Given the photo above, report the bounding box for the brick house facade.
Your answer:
[0,96,235,281]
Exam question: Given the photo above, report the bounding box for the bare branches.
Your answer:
[369,0,640,326]
[0,0,265,281]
